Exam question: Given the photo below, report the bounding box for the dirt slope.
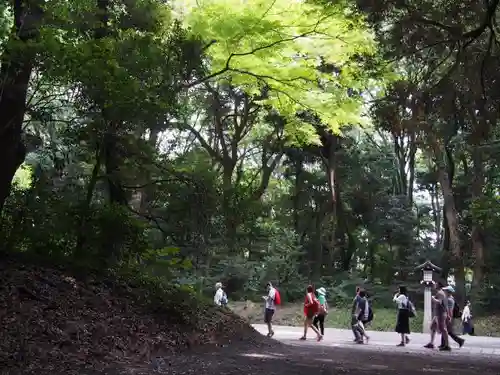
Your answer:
[0,257,272,374]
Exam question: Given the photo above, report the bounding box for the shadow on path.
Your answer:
[21,336,500,374]
[134,340,500,375]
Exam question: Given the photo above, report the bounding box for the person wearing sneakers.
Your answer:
[313,287,328,336]
[424,281,450,351]
[263,282,276,337]
[440,286,465,349]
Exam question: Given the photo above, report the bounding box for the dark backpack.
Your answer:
[406,300,416,318]
[453,301,460,318]
[221,292,228,306]
[367,303,374,322]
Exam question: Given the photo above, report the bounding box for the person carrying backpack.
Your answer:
[354,289,371,344]
[393,285,411,347]
[214,282,226,306]
[440,286,465,349]
[263,282,281,337]
[300,285,323,341]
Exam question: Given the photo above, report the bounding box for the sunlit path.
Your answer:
[252,324,500,357]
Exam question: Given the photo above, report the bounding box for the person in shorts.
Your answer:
[262,282,276,337]
[353,289,370,344]
[440,286,464,348]
[424,281,450,350]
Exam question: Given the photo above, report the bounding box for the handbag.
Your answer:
[318,304,327,315]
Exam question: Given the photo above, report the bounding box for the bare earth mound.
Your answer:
[0,258,274,374]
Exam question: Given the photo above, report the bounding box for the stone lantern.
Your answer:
[415,260,442,333]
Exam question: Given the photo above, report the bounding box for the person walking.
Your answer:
[393,285,411,347]
[351,287,363,342]
[313,287,328,336]
[214,282,227,306]
[356,289,371,343]
[424,281,451,351]
[300,285,323,341]
[462,300,474,335]
[262,282,277,337]
[440,286,464,348]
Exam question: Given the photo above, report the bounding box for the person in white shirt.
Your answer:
[393,285,411,347]
[462,300,473,335]
[263,282,276,337]
[214,282,225,306]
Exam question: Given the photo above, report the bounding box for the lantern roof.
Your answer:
[415,260,442,272]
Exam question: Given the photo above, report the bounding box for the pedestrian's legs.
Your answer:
[264,309,274,337]
[351,315,361,342]
[267,321,273,335]
[302,316,309,338]
[358,320,367,338]
[313,315,319,331]
[447,320,464,346]
[307,317,323,339]
[425,317,438,348]
[399,333,405,346]
[355,319,366,343]
[440,317,450,349]
[319,314,325,336]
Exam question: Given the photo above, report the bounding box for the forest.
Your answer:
[1,0,500,328]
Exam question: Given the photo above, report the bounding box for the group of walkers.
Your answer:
[422,282,472,351]
[263,283,373,343]
[394,281,474,350]
[214,280,474,349]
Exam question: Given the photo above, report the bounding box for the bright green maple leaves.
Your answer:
[175,0,382,144]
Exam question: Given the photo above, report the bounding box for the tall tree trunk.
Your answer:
[407,132,417,205]
[434,144,464,303]
[368,240,376,280]
[437,171,458,254]
[293,155,305,240]
[0,0,43,215]
[139,127,160,213]
[321,131,338,206]
[104,123,127,205]
[471,149,485,293]
[393,134,407,196]
[94,0,126,206]
[222,162,237,252]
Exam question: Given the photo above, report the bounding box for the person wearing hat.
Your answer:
[440,285,465,349]
[424,281,450,350]
[313,287,328,335]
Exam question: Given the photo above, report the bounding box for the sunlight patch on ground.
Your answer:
[240,352,284,359]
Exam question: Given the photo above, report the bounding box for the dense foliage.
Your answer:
[1,0,500,313]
